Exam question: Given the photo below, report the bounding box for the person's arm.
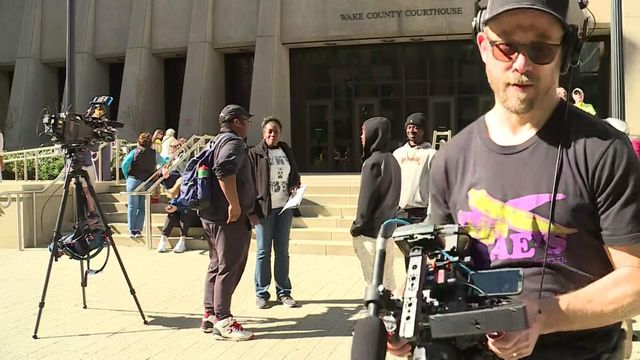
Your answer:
[350,160,380,237]
[212,137,244,223]
[121,149,135,179]
[219,175,240,223]
[540,244,640,332]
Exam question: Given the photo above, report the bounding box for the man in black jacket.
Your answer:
[199,104,258,341]
[351,116,402,291]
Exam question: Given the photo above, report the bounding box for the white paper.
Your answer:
[279,185,306,215]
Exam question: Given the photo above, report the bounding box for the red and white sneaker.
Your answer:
[213,317,254,341]
[200,312,215,333]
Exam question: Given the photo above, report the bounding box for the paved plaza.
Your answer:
[1,246,638,360]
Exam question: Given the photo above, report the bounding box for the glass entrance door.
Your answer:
[306,100,334,171]
[429,96,456,133]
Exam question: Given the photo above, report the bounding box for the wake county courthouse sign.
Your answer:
[339,8,464,21]
[281,0,474,44]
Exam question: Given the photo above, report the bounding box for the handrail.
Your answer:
[2,139,138,182]
[119,134,215,249]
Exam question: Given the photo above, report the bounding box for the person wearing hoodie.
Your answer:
[351,117,401,291]
[161,128,177,158]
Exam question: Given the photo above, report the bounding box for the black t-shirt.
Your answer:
[429,102,640,359]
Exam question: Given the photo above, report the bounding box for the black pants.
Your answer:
[161,210,199,236]
[397,207,428,269]
[202,218,251,320]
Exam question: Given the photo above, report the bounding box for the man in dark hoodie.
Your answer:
[351,117,402,291]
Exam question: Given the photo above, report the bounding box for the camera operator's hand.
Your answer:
[487,298,545,359]
[387,338,412,358]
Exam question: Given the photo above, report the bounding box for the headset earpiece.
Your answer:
[561,25,583,74]
[473,7,486,38]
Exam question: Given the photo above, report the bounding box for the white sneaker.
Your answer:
[213,317,254,341]
[173,236,187,253]
[157,235,168,253]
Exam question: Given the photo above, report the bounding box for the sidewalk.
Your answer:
[1,246,638,360]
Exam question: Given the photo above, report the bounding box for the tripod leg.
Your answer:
[84,177,148,325]
[33,170,74,339]
[80,260,87,309]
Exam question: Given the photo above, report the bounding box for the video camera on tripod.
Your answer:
[41,96,123,148]
[351,221,528,360]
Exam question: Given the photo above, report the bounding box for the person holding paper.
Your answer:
[248,116,301,309]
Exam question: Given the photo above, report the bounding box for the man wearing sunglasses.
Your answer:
[387,1,640,359]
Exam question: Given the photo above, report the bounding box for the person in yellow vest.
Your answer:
[571,88,597,116]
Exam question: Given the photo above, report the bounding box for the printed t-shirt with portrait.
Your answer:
[268,148,291,209]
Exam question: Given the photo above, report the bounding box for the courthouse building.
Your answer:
[0,0,634,172]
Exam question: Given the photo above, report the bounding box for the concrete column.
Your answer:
[72,0,109,111]
[248,0,291,145]
[179,0,225,138]
[623,4,640,135]
[117,0,164,140]
[5,0,59,150]
[0,71,10,132]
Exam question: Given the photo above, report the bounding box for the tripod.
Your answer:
[33,147,147,339]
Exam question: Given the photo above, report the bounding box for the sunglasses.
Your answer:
[488,39,562,66]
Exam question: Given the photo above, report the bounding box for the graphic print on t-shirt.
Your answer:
[268,148,291,209]
[457,189,577,264]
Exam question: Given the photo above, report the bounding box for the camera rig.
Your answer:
[41,96,123,148]
[352,222,528,360]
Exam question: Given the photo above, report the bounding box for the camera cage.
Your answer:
[354,222,528,358]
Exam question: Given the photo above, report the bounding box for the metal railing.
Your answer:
[120,134,215,249]
[0,135,213,251]
[2,139,136,183]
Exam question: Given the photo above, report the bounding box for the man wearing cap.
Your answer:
[571,87,597,116]
[392,113,437,266]
[388,1,640,359]
[198,104,258,341]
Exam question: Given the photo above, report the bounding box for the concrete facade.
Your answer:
[0,0,635,150]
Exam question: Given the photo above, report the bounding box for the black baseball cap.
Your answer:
[484,0,570,29]
[405,113,427,130]
[219,104,254,124]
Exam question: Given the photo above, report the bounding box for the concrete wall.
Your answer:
[150,0,192,53]
[94,0,133,58]
[213,0,259,49]
[0,182,75,249]
[0,1,26,65]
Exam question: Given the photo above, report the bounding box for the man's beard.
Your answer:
[489,73,538,115]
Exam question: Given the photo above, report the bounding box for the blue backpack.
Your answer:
[171,138,217,212]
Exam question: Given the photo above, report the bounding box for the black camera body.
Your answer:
[42,96,123,148]
[354,223,528,359]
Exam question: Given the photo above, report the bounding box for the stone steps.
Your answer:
[99,175,362,255]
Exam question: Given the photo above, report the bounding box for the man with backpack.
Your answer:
[196,104,258,341]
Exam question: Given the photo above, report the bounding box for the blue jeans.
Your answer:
[126,177,151,233]
[255,208,293,299]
